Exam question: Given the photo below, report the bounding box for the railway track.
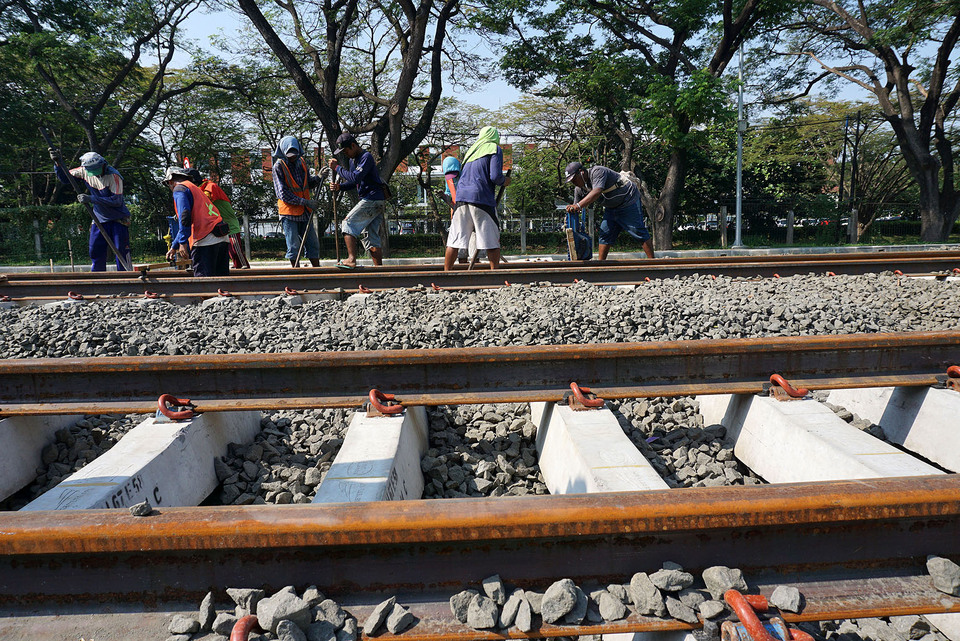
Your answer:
[1,249,958,301]
[1,323,959,637]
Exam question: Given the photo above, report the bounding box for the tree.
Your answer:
[476,0,777,248]
[762,0,960,241]
[2,0,218,165]
[236,0,472,182]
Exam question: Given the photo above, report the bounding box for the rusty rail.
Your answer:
[0,475,959,636]
[1,250,958,299]
[1,331,958,415]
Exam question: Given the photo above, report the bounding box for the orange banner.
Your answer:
[261,149,273,182]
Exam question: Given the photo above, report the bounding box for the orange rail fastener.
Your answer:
[217,288,233,297]
[724,590,813,641]
[284,287,300,296]
[568,382,605,409]
[230,615,261,641]
[157,394,197,421]
[67,291,84,300]
[358,284,372,294]
[769,374,809,399]
[368,389,404,415]
[143,290,159,299]
[0,295,10,302]
[431,283,443,292]
[826,271,836,276]
[894,270,904,276]
[948,366,960,378]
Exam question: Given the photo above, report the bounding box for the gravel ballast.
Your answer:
[1,274,957,359]
[214,409,350,506]
[609,397,763,488]
[420,404,547,498]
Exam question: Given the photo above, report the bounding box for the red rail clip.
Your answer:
[431,283,443,292]
[773,273,781,278]
[230,615,262,641]
[358,284,372,294]
[143,290,159,299]
[284,286,300,296]
[826,271,836,277]
[644,277,651,282]
[769,374,809,400]
[367,389,404,416]
[0,295,10,302]
[953,268,960,274]
[67,291,84,300]
[566,382,605,410]
[947,366,960,393]
[723,590,814,641]
[157,394,198,421]
[504,280,511,287]
[893,270,904,276]
[217,288,233,297]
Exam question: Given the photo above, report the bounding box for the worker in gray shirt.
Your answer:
[565,161,654,259]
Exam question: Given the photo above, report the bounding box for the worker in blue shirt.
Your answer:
[329,132,387,268]
[54,152,132,271]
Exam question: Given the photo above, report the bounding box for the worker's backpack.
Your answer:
[564,211,592,261]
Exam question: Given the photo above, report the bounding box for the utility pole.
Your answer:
[837,115,849,243]
[732,44,746,248]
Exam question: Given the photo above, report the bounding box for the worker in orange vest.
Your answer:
[163,167,230,277]
[272,136,322,267]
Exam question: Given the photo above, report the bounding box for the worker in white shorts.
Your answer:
[444,126,510,270]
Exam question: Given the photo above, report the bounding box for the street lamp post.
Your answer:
[732,45,746,248]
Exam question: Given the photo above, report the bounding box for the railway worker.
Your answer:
[54,152,133,272]
[187,168,250,269]
[328,132,388,269]
[441,155,479,264]
[163,167,230,277]
[443,126,510,271]
[565,161,655,260]
[273,136,322,268]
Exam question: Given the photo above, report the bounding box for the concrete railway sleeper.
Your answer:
[2,250,960,300]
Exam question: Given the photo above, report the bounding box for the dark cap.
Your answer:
[333,132,358,155]
[565,161,584,182]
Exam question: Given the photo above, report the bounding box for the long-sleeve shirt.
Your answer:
[55,164,131,223]
[455,148,505,217]
[335,151,385,201]
[272,158,321,222]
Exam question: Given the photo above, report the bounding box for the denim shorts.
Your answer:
[599,201,651,245]
[341,199,386,250]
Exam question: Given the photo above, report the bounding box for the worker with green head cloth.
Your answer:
[444,126,510,270]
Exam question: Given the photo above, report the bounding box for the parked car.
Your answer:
[264,231,283,239]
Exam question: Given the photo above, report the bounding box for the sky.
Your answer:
[179,6,522,113]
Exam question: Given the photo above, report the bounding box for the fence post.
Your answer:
[520,213,527,255]
[33,218,42,260]
[786,210,794,245]
[243,214,252,264]
[720,205,728,248]
[848,208,859,244]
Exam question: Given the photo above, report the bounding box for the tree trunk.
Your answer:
[642,149,686,250]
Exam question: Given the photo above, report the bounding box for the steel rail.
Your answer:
[1,475,959,637]
[1,331,958,415]
[1,251,958,298]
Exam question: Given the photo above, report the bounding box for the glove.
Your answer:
[304,199,320,210]
[77,194,92,205]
